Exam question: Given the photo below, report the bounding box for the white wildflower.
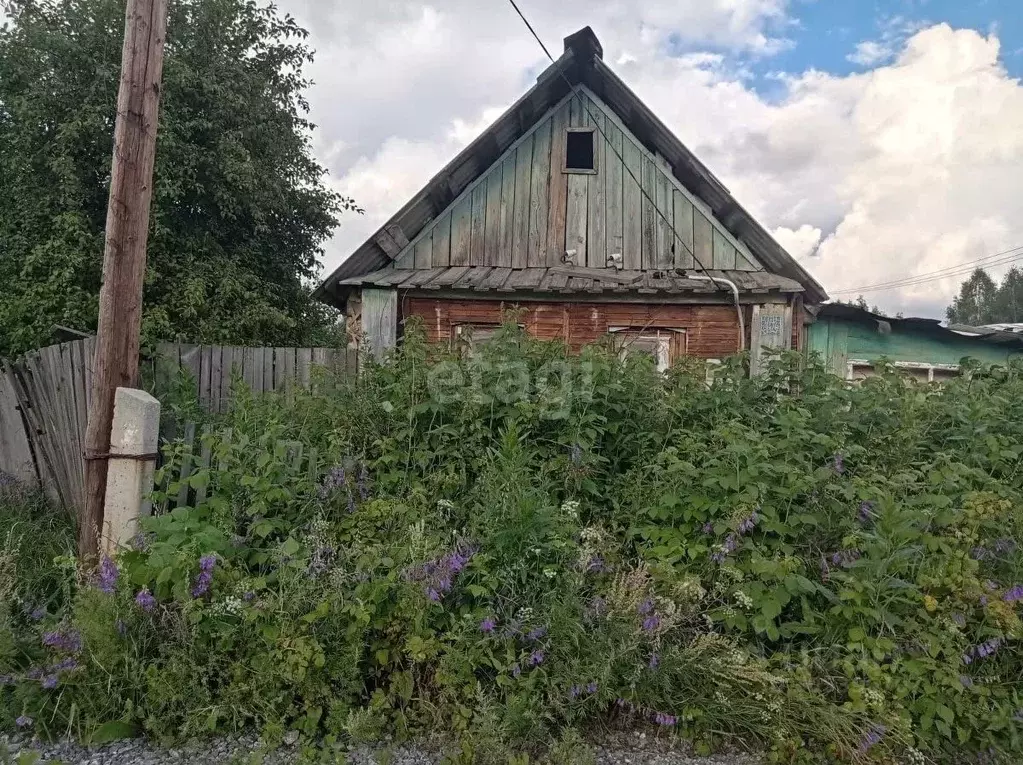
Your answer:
[734,591,754,610]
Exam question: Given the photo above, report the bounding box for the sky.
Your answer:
[5,0,1015,318]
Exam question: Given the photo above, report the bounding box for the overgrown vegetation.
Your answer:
[0,0,359,357]
[2,322,1022,763]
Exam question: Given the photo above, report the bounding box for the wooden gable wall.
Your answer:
[393,87,763,273]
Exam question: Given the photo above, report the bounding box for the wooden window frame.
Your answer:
[610,327,686,373]
[563,128,598,175]
[846,359,960,383]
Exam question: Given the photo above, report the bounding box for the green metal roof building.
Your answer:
[806,304,1023,381]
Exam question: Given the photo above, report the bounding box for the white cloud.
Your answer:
[847,40,894,66]
[273,1,1023,319]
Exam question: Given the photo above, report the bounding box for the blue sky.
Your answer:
[280,0,1023,318]
[770,0,1022,80]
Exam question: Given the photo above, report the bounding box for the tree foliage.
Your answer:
[0,0,360,358]
[946,267,1023,326]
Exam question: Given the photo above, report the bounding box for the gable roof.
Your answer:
[315,27,828,306]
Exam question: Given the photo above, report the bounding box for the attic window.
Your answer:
[565,128,596,173]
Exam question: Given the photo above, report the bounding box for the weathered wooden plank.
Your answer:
[713,228,737,270]
[241,347,256,392]
[469,181,487,266]
[82,337,96,415]
[393,243,415,269]
[736,239,760,270]
[511,133,533,268]
[693,209,714,271]
[0,365,37,485]
[499,153,516,265]
[484,164,504,265]
[414,231,434,269]
[432,211,452,268]
[209,345,223,413]
[297,348,313,391]
[262,347,275,393]
[72,341,89,472]
[605,120,624,265]
[194,426,213,506]
[587,108,606,268]
[566,174,588,266]
[221,347,238,411]
[198,346,213,407]
[655,167,673,269]
[175,421,196,509]
[450,196,472,266]
[250,347,265,394]
[432,265,471,287]
[545,101,570,266]
[673,190,695,269]
[527,117,552,267]
[481,267,514,291]
[622,136,643,270]
[640,153,657,269]
[362,289,398,360]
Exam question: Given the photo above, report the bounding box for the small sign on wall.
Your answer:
[750,304,792,376]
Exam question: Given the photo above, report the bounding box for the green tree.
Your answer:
[990,267,1023,324]
[0,0,360,358]
[946,268,999,326]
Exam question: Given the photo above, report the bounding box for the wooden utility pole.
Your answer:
[81,0,169,560]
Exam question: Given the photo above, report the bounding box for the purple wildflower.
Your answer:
[702,522,714,535]
[637,598,654,616]
[526,626,548,642]
[648,653,660,670]
[135,589,156,612]
[737,509,759,535]
[833,453,845,474]
[1004,585,1023,604]
[42,629,82,654]
[191,554,216,598]
[427,588,441,602]
[1014,709,1023,723]
[960,674,974,688]
[480,617,496,633]
[357,463,371,501]
[963,638,1003,665]
[29,607,46,622]
[642,615,661,632]
[511,663,521,678]
[41,674,58,689]
[857,724,886,755]
[829,550,861,568]
[15,715,32,728]
[994,538,1017,555]
[130,532,150,552]
[529,650,545,666]
[570,443,583,466]
[346,489,357,515]
[585,555,609,574]
[53,657,78,672]
[307,545,336,577]
[653,712,677,726]
[242,591,256,602]
[0,675,12,687]
[97,555,119,594]
[857,501,874,523]
[980,596,989,607]
[586,682,598,694]
[569,685,581,700]
[26,668,42,680]
[319,466,347,499]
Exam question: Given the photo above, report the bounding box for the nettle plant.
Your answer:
[2,323,1022,764]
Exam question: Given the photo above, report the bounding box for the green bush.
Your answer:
[2,322,1022,763]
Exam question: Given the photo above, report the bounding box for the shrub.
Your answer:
[2,322,1022,764]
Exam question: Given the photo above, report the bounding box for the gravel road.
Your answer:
[1,732,761,765]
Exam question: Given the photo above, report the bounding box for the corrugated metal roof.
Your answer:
[315,27,827,306]
[339,266,804,296]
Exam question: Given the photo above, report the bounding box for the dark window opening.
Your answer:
[565,130,595,172]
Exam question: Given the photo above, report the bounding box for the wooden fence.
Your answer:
[0,339,357,512]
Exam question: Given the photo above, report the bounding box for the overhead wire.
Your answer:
[831,244,1023,295]
[505,0,746,348]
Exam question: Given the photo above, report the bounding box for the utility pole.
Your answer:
[81,0,169,560]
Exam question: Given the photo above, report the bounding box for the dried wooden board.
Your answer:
[527,117,552,267]
[432,212,452,268]
[499,153,516,264]
[414,231,434,269]
[622,136,643,270]
[511,133,533,268]
[545,101,570,266]
[673,190,695,269]
[469,182,488,266]
[450,196,472,266]
[297,348,313,390]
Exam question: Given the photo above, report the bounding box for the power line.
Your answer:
[832,244,1023,295]
[503,0,727,299]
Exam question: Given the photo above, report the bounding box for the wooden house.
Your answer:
[807,303,1023,381]
[315,27,828,371]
